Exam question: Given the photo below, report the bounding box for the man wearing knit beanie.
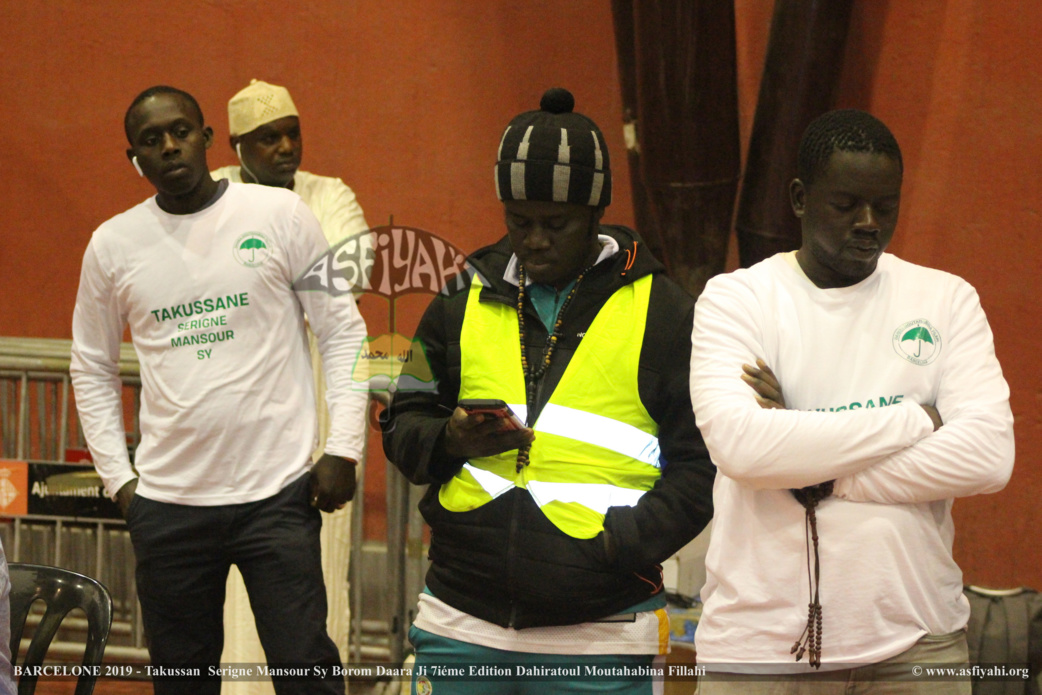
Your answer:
[383,88,715,693]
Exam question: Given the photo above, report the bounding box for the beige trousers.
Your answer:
[695,630,970,695]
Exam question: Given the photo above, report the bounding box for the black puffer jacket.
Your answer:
[381,225,714,628]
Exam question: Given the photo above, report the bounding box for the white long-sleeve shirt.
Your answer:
[71,182,369,505]
[690,252,1014,670]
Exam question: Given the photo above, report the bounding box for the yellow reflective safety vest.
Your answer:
[440,273,661,539]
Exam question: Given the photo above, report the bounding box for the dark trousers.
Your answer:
[126,473,345,695]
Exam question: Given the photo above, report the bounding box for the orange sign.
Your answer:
[0,460,29,516]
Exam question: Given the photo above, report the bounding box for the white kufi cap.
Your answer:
[228,79,299,136]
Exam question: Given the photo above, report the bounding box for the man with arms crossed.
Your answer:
[70,86,367,694]
[690,109,1014,693]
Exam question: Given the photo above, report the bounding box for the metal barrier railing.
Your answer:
[0,336,429,674]
[348,465,428,666]
[0,515,146,660]
[0,337,140,461]
[0,336,147,661]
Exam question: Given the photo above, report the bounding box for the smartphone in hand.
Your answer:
[458,399,526,431]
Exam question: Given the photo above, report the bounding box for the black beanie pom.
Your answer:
[540,88,575,114]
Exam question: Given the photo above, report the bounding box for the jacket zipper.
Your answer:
[482,277,549,627]
[506,486,521,627]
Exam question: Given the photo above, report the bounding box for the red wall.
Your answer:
[833,1,1042,588]
[2,1,1039,587]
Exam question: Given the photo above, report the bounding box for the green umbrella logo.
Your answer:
[239,237,266,263]
[900,326,934,358]
[893,320,941,366]
[233,232,273,267]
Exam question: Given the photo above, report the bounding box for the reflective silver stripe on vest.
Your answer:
[526,480,646,514]
[534,403,660,468]
[463,464,516,500]
[461,464,647,512]
[505,403,658,467]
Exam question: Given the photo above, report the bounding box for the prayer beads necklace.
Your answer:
[513,263,589,473]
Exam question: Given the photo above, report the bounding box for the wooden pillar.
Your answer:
[734,0,854,268]
[614,0,741,298]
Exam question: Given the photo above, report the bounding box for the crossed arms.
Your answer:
[690,273,1014,504]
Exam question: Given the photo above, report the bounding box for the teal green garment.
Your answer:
[410,625,659,694]
[626,593,668,612]
[528,281,578,333]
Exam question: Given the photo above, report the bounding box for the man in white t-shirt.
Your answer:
[71,86,368,695]
[690,109,1014,694]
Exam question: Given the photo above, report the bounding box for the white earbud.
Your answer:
[132,156,144,177]
[236,142,261,183]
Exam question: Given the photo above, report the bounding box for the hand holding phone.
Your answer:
[444,399,534,459]
[458,399,525,431]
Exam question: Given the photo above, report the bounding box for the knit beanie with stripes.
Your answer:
[495,88,612,208]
